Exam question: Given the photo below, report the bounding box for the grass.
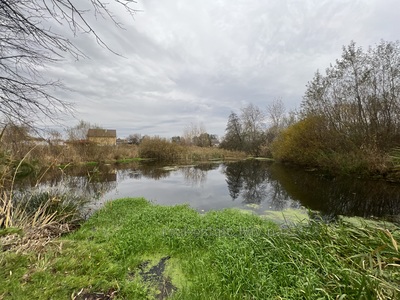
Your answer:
[1,198,399,299]
[0,188,87,253]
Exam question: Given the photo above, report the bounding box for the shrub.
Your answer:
[270,116,384,174]
[139,136,184,161]
[271,116,330,166]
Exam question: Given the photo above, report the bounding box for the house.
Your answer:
[87,129,117,146]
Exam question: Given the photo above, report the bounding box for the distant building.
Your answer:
[87,129,117,146]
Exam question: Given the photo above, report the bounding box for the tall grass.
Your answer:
[0,148,87,253]
[1,198,398,299]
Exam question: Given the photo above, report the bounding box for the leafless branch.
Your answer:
[0,0,137,127]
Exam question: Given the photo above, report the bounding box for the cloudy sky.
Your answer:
[45,0,400,138]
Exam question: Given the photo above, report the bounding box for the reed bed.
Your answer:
[0,148,87,254]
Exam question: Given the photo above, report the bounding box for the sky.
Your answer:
[44,0,400,139]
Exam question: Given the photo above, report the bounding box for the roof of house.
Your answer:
[87,129,117,138]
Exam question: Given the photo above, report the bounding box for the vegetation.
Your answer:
[220,104,267,156]
[139,136,246,162]
[1,198,399,299]
[0,147,86,257]
[220,100,295,158]
[271,40,400,177]
[0,1,135,126]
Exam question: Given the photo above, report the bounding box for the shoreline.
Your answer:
[1,197,399,299]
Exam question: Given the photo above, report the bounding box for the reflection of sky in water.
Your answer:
[35,161,400,220]
[95,165,300,213]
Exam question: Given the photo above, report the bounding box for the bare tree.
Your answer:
[240,103,266,155]
[0,0,136,126]
[66,120,101,141]
[302,40,400,150]
[183,122,206,145]
[266,98,285,129]
[127,133,141,145]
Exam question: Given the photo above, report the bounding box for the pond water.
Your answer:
[20,160,400,222]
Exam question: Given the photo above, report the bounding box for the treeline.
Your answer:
[219,40,400,177]
[0,121,244,167]
[2,40,400,176]
[219,101,295,157]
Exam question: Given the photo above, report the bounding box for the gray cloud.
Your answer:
[44,0,400,138]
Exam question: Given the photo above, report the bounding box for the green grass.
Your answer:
[1,198,399,299]
[115,157,143,164]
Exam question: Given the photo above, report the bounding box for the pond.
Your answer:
[19,160,400,222]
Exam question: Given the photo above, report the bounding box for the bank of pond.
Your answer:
[1,197,399,299]
[15,160,400,223]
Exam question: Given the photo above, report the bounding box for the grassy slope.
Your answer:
[1,198,399,299]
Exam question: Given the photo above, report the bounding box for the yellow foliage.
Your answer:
[271,116,324,165]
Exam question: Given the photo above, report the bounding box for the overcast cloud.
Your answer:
[44,0,400,138]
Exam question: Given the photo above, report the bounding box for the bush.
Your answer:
[270,116,389,175]
[271,116,331,166]
[139,136,184,161]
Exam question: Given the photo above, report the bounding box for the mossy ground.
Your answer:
[1,198,399,299]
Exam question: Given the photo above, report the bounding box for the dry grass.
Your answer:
[0,148,85,253]
[0,189,84,253]
[183,145,247,162]
[139,136,246,162]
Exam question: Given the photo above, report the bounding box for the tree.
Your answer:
[221,104,267,155]
[302,40,400,150]
[183,122,206,145]
[1,123,32,157]
[220,112,243,151]
[265,98,286,142]
[127,133,141,145]
[267,98,286,130]
[0,0,136,126]
[193,132,212,147]
[240,103,266,155]
[66,120,100,142]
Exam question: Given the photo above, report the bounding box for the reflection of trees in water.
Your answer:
[117,168,142,181]
[266,178,297,210]
[137,162,179,180]
[180,163,220,186]
[180,166,207,186]
[116,162,220,183]
[269,164,400,219]
[223,160,296,208]
[17,160,399,219]
[224,162,244,200]
[15,164,119,201]
[115,162,174,181]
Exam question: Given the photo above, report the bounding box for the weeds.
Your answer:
[0,147,87,254]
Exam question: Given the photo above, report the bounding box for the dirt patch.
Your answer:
[136,256,177,300]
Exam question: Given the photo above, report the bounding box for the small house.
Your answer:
[87,129,117,146]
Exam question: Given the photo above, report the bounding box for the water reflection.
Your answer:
[180,164,218,187]
[269,164,400,220]
[22,160,400,220]
[15,164,119,204]
[224,160,299,211]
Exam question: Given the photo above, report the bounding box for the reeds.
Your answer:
[139,136,246,162]
[0,148,86,253]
